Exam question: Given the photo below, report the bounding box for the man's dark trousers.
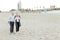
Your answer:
[10,22,14,33]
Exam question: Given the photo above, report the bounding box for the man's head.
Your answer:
[11,13,14,16]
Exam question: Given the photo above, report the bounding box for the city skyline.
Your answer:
[0,0,60,11]
[21,0,60,9]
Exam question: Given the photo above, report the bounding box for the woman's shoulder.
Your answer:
[18,15,20,17]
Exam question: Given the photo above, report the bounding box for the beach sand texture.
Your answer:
[0,12,60,40]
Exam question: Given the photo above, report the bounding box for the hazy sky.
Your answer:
[0,0,20,11]
[0,0,60,11]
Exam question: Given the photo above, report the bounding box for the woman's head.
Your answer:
[16,13,20,17]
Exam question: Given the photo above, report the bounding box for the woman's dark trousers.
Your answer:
[16,22,20,32]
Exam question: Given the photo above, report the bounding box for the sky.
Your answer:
[0,0,60,11]
[0,0,20,11]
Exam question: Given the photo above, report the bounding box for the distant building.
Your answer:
[10,9,16,12]
[18,1,21,10]
[50,5,56,9]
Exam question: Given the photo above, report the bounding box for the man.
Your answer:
[8,13,15,33]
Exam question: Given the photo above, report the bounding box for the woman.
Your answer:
[8,13,15,33]
[14,13,21,32]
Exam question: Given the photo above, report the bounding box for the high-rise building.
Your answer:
[18,1,21,10]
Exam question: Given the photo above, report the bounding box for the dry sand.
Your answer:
[0,12,60,40]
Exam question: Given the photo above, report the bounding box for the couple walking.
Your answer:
[8,13,21,33]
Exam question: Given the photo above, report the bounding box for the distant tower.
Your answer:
[18,1,21,11]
